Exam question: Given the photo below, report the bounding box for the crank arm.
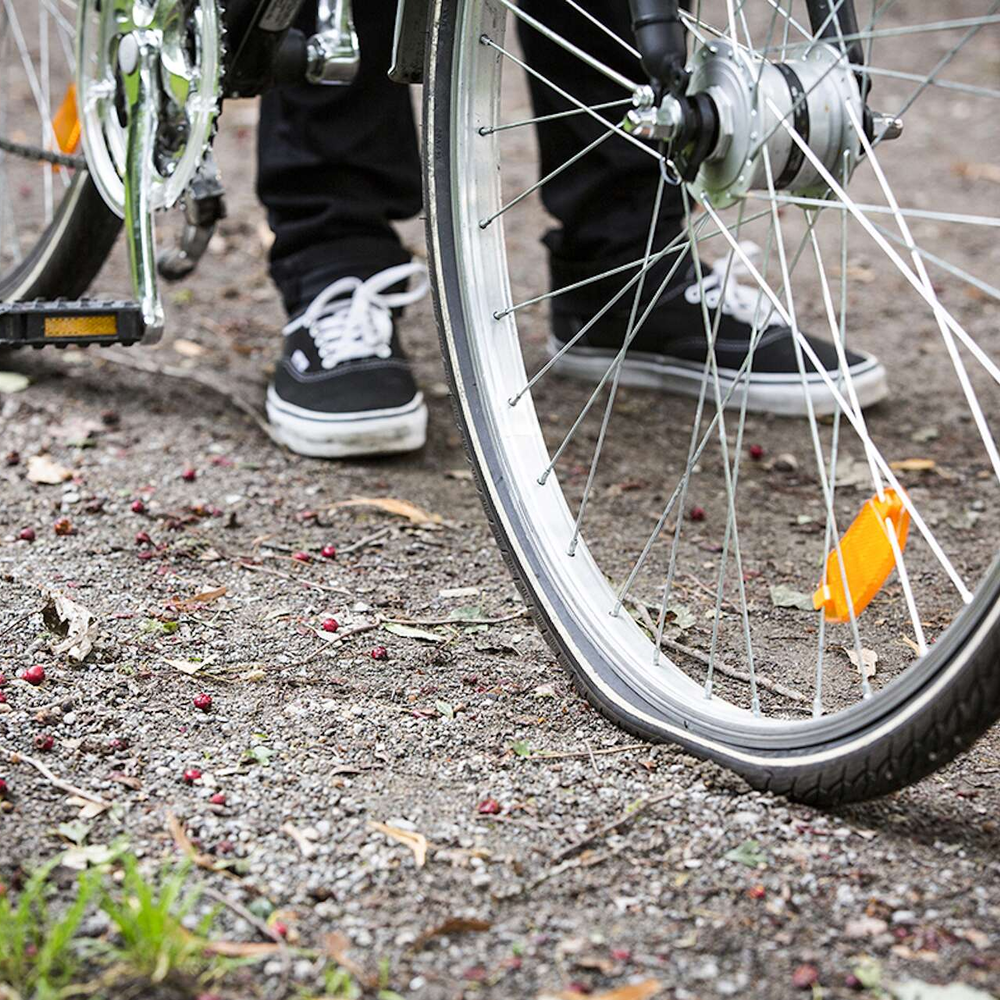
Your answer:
[118,27,166,342]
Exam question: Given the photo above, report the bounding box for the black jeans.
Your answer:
[257,2,685,317]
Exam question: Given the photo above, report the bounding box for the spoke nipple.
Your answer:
[537,473,550,487]
[478,219,490,230]
[751,696,761,717]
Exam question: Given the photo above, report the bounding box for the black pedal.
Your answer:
[0,299,145,349]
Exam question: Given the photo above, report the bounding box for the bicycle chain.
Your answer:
[0,135,86,169]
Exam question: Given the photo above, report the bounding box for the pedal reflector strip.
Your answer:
[44,314,118,338]
[813,489,910,624]
[52,83,81,155]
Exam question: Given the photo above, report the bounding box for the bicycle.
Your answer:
[1,0,997,805]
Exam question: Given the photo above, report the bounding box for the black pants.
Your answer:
[257,2,684,317]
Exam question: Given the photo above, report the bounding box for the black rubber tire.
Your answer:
[0,172,120,302]
[421,0,1000,805]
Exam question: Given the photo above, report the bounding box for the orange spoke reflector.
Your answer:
[52,83,81,155]
[813,489,910,624]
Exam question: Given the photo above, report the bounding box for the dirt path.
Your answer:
[2,15,1000,1000]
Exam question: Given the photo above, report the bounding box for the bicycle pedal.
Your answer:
[0,299,144,349]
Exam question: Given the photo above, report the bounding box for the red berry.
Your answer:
[0,693,7,704]
[131,499,146,514]
[749,444,765,461]
[109,737,129,751]
[193,693,213,712]
[292,551,311,563]
[689,506,706,522]
[34,734,54,752]
[18,527,35,542]
[321,618,339,633]
[0,778,8,798]
[183,768,202,784]
[320,544,337,560]
[792,964,819,990]
[610,948,631,962]
[22,665,45,686]
[477,798,501,815]
[53,518,74,536]
[748,884,766,899]
[272,922,289,938]
[135,531,152,546]
[370,645,389,661]
[181,468,197,482]
[137,550,155,561]
[0,675,7,687]
[209,792,226,805]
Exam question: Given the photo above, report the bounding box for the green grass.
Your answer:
[0,851,367,1000]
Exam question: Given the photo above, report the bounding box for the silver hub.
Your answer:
[688,40,864,208]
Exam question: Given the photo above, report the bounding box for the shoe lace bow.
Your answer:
[284,262,429,370]
[684,241,784,331]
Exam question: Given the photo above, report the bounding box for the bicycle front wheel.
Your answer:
[424,0,1000,803]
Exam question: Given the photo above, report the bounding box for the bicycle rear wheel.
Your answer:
[424,0,1000,803]
[0,1,119,302]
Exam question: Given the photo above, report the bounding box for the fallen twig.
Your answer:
[383,609,529,628]
[337,526,392,555]
[529,743,649,762]
[98,349,279,444]
[166,811,243,885]
[0,745,111,808]
[550,793,674,864]
[236,560,350,596]
[659,636,809,704]
[0,606,43,642]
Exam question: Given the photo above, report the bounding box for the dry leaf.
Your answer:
[323,932,376,987]
[539,980,664,1000]
[173,338,207,358]
[413,916,491,950]
[952,161,1000,184]
[42,592,97,662]
[332,496,443,525]
[445,468,474,481]
[890,458,936,472]
[369,821,429,867]
[66,796,111,820]
[0,371,29,394]
[27,454,73,485]
[846,646,879,680]
[282,822,319,859]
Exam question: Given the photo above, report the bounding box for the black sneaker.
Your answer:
[548,244,888,417]
[266,263,429,457]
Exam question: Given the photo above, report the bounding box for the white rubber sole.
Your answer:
[546,338,889,417]
[266,388,428,458]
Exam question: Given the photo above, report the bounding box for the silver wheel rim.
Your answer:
[440,0,1000,748]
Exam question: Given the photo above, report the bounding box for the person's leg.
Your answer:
[257,3,429,458]
[517,5,888,415]
[257,2,421,317]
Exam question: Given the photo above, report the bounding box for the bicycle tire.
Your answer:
[422,0,1000,805]
[0,171,120,303]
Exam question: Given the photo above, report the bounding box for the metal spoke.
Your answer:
[559,0,641,61]
[567,169,667,556]
[493,0,640,93]
[536,216,708,486]
[480,36,663,162]
[746,194,1000,229]
[859,64,1000,102]
[498,207,774,320]
[479,98,631,136]
[758,15,1000,52]
[480,129,613,229]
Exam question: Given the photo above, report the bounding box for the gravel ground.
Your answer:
[2,8,1000,999]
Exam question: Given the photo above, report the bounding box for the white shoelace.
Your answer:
[283,262,429,371]
[683,241,784,331]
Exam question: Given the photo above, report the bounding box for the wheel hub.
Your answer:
[77,0,222,218]
[687,40,865,207]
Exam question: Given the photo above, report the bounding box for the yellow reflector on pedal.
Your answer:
[52,83,81,155]
[44,315,118,338]
[813,489,910,623]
